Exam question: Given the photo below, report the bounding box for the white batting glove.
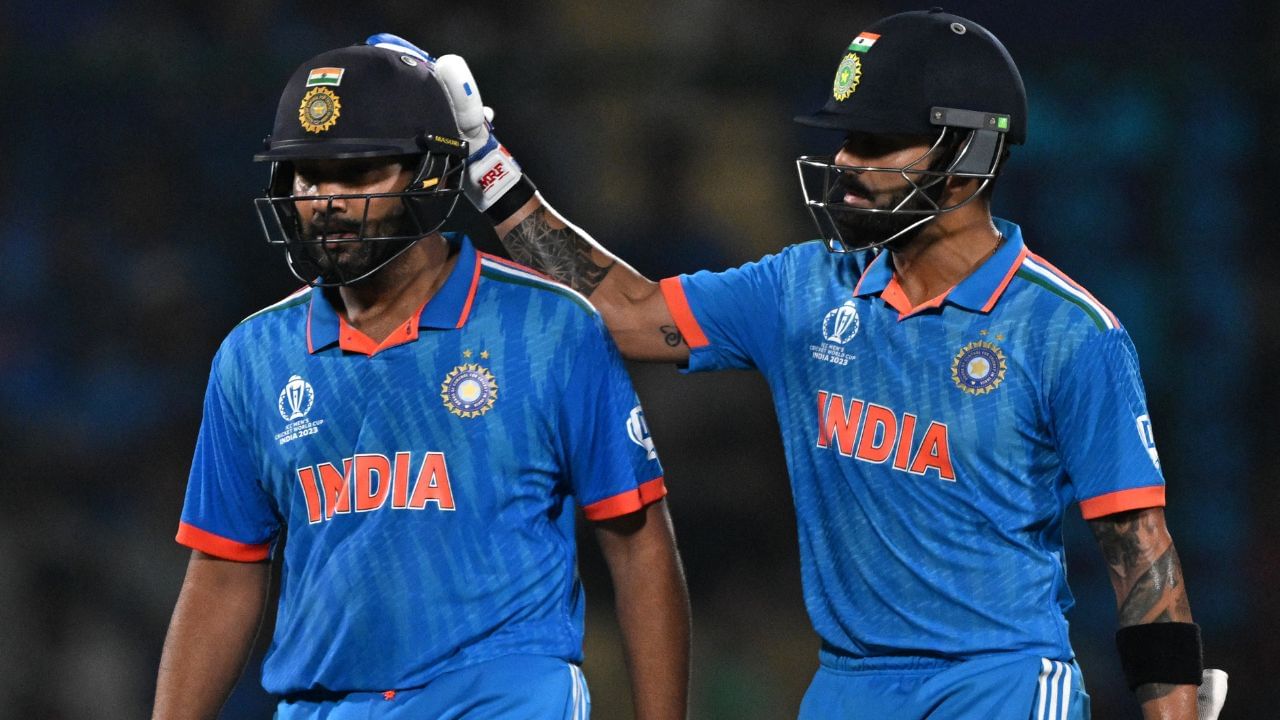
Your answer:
[1197,668,1227,720]
[365,32,436,68]
[434,54,532,216]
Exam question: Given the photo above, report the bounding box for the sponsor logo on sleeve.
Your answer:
[626,405,657,460]
[1136,414,1161,469]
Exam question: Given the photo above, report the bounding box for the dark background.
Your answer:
[2,1,1274,718]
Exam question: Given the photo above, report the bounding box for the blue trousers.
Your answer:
[798,652,1090,720]
[275,654,590,719]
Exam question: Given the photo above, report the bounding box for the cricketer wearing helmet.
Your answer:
[152,42,691,720]
[398,8,1225,720]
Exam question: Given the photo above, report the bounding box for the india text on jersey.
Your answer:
[815,390,955,481]
[296,451,455,524]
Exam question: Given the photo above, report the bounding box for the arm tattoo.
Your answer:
[503,208,616,296]
[1091,509,1192,627]
[659,325,686,348]
[1091,509,1193,701]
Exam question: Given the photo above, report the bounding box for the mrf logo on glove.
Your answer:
[432,54,534,215]
[478,149,514,192]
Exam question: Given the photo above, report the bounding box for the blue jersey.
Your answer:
[660,218,1164,660]
[177,236,665,695]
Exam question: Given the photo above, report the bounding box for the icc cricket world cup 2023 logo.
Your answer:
[279,375,315,421]
[811,300,860,366]
[823,301,860,345]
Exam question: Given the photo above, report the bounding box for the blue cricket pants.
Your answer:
[798,652,1090,720]
[274,654,590,719]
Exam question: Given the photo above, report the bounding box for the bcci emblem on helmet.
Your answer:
[298,87,341,133]
[832,53,862,102]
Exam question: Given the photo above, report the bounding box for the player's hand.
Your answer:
[365,32,436,69]
[432,53,526,214]
[365,35,527,215]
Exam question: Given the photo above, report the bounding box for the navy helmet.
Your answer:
[254,44,468,286]
[795,9,1027,252]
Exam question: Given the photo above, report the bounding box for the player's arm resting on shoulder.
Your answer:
[152,550,272,720]
[430,52,687,363]
[497,199,687,363]
[1088,507,1200,720]
[593,500,691,720]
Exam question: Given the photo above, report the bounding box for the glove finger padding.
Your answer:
[434,54,527,213]
[434,55,490,147]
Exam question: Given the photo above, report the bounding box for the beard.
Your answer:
[825,170,947,252]
[296,202,419,285]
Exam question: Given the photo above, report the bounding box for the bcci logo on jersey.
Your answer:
[441,364,498,419]
[810,300,860,366]
[951,341,1007,395]
[626,405,657,461]
[275,375,325,445]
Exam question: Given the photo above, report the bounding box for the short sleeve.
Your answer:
[176,359,281,561]
[1050,328,1166,519]
[659,250,786,373]
[560,316,666,521]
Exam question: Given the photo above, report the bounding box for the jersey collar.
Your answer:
[852,218,1029,317]
[306,234,483,355]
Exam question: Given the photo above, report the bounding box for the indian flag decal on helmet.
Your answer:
[832,53,862,102]
[849,32,879,53]
[306,67,345,87]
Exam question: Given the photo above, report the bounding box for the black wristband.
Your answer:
[484,175,538,224]
[1115,622,1203,691]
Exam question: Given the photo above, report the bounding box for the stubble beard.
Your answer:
[300,203,418,284]
[828,174,945,252]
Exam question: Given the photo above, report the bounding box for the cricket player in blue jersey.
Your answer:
[151,42,691,720]
[413,9,1228,720]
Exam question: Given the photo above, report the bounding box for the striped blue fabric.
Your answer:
[179,236,663,695]
[673,218,1164,661]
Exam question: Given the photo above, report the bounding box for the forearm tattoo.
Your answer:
[659,325,686,347]
[1091,509,1193,701]
[1091,509,1192,627]
[503,209,615,296]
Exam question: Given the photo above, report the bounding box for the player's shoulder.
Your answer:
[220,285,313,358]
[476,253,598,318]
[236,285,313,328]
[716,239,863,283]
[1007,250,1122,335]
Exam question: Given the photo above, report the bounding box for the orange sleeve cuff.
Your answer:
[176,521,272,562]
[1078,485,1166,520]
[658,277,710,349]
[582,477,668,521]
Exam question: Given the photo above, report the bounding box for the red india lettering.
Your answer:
[816,391,862,457]
[855,403,897,464]
[319,459,352,518]
[354,453,391,512]
[408,452,455,510]
[909,421,956,481]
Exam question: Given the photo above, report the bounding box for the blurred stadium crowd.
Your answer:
[1,1,1274,718]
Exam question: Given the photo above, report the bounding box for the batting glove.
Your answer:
[365,32,436,68]
[364,35,536,219]
[433,53,536,218]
